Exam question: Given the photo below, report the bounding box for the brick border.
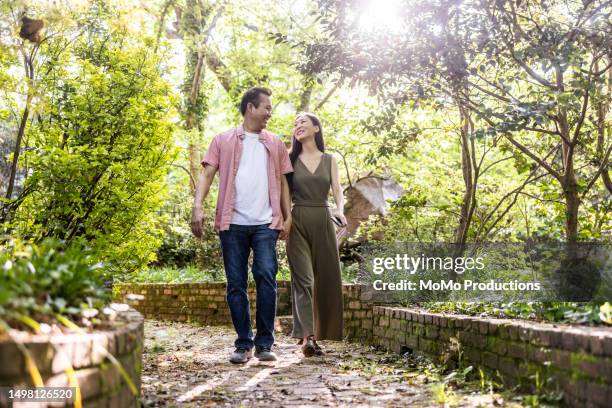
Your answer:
[0,309,144,407]
[342,284,612,408]
[114,282,612,407]
[114,282,291,325]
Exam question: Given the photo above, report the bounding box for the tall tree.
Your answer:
[3,7,44,201]
[466,0,611,242]
[300,0,611,242]
[171,0,224,193]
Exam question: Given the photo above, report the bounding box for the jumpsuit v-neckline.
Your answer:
[287,153,344,340]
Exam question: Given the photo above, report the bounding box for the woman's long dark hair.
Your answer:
[289,112,325,163]
[288,112,325,192]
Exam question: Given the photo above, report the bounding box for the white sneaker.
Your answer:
[254,346,277,361]
[229,348,253,364]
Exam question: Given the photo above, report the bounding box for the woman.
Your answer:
[287,112,346,357]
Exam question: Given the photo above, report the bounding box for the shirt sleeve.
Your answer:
[202,135,220,168]
[278,138,293,175]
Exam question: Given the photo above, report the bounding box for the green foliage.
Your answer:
[426,301,610,326]
[156,219,207,269]
[340,261,359,283]
[300,0,612,243]
[153,203,223,273]
[0,238,108,326]
[431,383,459,405]
[120,265,219,284]
[122,263,291,283]
[8,11,177,273]
[599,302,612,324]
[1,0,609,300]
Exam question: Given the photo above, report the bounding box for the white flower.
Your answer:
[82,308,99,318]
[102,307,117,318]
[110,303,130,312]
[39,323,52,334]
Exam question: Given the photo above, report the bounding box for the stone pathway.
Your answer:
[141,320,531,407]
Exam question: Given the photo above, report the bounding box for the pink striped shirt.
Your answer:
[202,125,293,232]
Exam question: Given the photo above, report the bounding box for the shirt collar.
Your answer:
[237,124,268,142]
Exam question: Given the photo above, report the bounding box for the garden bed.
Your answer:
[0,309,144,407]
[116,281,612,407]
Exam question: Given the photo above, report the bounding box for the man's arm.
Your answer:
[279,174,292,240]
[191,164,217,237]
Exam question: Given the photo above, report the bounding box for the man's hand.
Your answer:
[279,217,292,240]
[191,164,217,238]
[191,206,205,238]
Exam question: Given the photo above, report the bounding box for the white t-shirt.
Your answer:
[231,132,273,225]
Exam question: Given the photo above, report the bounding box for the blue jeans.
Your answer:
[219,223,279,350]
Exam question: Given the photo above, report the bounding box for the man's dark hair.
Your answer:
[240,87,272,116]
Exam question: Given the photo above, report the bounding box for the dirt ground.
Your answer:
[140,320,536,407]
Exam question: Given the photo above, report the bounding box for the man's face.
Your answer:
[248,94,272,129]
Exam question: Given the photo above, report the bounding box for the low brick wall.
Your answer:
[114,282,291,325]
[114,281,612,407]
[342,284,612,408]
[343,283,374,343]
[0,309,144,407]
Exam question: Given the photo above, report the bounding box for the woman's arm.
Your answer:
[280,174,292,240]
[330,155,347,225]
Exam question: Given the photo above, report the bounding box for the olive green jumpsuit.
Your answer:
[287,153,344,340]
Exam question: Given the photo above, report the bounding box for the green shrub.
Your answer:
[0,238,109,327]
[119,265,219,283]
[154,210,222,272]
[6,7,176,274]
[426,301,610,326]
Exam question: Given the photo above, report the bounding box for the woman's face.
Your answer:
[293,114,319,142]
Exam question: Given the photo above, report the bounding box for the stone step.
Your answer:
[275,315,293,335]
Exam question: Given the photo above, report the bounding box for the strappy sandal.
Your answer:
[313,340,325,356]
[301,336,316,357]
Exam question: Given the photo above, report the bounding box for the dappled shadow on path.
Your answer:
[141,320,527,407]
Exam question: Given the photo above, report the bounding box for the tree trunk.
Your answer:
[602,170,612,194]
[595,59,612,194]
[556,65,581,242]
[561,134,580,242]
[185,50,205,194]
[563,181,580,242]
[6,96,31,200]
[174,1,218,195]
[205,50,232,93]
[454,102,474,246]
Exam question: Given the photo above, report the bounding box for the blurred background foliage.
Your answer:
[0,0,609,324]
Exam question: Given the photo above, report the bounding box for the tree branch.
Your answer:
[170,163,196,191]
[314,78,343,111]
[480,155,514,176]
[582,143,612,198]
[329,148,352,188]
[505,133,562,181]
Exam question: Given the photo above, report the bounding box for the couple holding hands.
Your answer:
[191,87,346,364]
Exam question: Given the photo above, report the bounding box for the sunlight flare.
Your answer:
[357,0,404,33]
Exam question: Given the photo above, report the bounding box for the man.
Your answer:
[191,87,292,364]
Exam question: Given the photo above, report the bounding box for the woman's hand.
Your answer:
[280,216,292,240]
[331,208,347,226]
